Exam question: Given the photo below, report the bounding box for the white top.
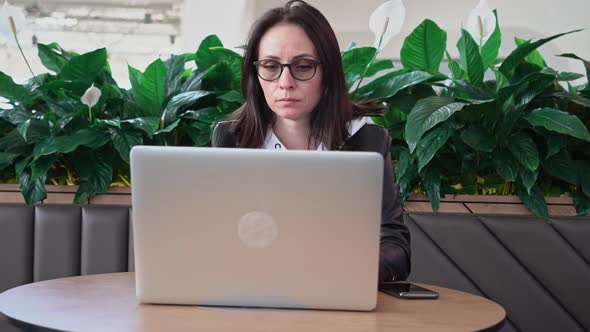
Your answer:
[262,117,368,150]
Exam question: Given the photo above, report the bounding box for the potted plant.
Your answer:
[357,10,590,220]
[0,31,244,204]
[1,1,588,220]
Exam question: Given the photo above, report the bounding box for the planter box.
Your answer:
[404,194,578,217]
[0,184,582,215]
[0,184,131,206]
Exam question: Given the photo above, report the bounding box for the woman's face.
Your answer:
[256,23,323,123]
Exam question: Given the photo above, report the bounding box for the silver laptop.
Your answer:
[130,145,383,311]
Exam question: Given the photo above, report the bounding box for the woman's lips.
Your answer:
[276,98,300,105]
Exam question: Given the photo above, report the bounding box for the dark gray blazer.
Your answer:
[212,120,411,281]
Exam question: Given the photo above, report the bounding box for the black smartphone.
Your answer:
[379,282,439,299]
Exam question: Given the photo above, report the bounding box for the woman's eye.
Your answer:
[262,64,279,70]
[295,65,312,71]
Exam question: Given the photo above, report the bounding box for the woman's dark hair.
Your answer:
[231,0,383,149]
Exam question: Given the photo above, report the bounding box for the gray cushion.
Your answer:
[406,213,590,332]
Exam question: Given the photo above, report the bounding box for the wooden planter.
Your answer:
[404,194,578,217]
[0,184,581,216]
[0,184,131,206]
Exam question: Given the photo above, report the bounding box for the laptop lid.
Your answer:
[130,145,383,311]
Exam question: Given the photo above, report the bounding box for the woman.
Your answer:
[212,0,411,282]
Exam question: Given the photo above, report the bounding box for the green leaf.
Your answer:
[341,47,377,87]
[365,59,394,77]
[526,108,590,141]
[155,119,181,135]
[457,29,485,86]
[37,43,70,73]
[109,128,143,164]
[567,82,578,94]
[415,123,454,172]
[543,153,578,185]
[481,10,501,69]
[401,19,447,72]
[0,71,34,106]
[73,150,113,203]
[392,146,417,196]
[493,149,519,182]
[500,71,555,109]
[546,133,567,159]
[550,92,590,109]
[183,122,213,146]
[30,155,57,182]
[514,37,547,67]
[519,167,539,194]
[414,123,453,172]
[160,100,189,134]
[129,59,167,116]
[448,80,492,100]
[421,163,441,213]
[492,68,510,90]
[181,107,226,124]
[194,35,242,88]
[356,70,434,99]
[508,133,540,171]
[445,51,467,80]
[60,48,108,81]
[95,118,121,129]
[164,54,187,96]
[515,180,549,221]
[15,156,31,177]
[0,128,27,151]
[196,35,227,67]
[558,53,590,81]
[499,29,582,80]
[218,90,245,104]
[17,120,31,142]
[405,96,467,153]
[33,129,109,159]
[460,125,495,152]
[557,72,585,81]
[18,169,47,204]
[0,152,20,170]
[166,90,214,110]
[6,106,34,125]
[122,117,160,137]
[573,189,590,216]
[203,62,236,92]
[182,68,208,93]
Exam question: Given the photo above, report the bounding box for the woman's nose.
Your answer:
[278,66,296,89]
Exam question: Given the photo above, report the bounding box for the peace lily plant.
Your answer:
[0,1,589,220]
[365,1,590,219]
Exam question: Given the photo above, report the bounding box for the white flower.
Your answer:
[81,84,102,108]
[0,1,26,38]
[466,0,496,46]
[369,0,405,50]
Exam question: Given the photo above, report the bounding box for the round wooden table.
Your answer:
[0,273,505,332]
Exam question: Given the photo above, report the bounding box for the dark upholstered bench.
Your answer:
[1,204,589,331]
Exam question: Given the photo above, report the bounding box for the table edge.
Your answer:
[0,273,507,332]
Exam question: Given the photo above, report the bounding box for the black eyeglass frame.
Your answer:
[253,59,322,81]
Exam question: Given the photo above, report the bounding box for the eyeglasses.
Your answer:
[253,58,321,81]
